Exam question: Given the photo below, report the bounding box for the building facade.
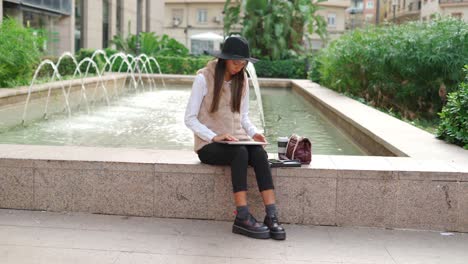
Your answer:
[385,0,422,23]
[384,0,467,23]
[164,0,352,53]
[164,0,225,53]
[1,0,164,55]
[312,0,349,49]
[421,0,468,21]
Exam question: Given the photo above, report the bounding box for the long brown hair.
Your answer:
[210,59,245,113]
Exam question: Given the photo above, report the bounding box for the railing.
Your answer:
[20,0,72,15]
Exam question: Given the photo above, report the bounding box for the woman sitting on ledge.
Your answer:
[184,36,286,240]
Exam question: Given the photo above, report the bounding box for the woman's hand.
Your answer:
[212,134,239,142]
[252,133,268,143]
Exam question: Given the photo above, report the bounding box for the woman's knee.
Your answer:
[248,146,268,161]
[233,146,249,159]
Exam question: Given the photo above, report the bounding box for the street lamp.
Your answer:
[392,0,397,23]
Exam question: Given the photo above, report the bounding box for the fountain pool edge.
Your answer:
[0,74,467,232]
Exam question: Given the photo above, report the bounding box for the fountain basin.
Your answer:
[0,74,467,232]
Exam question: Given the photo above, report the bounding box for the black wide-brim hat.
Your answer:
[208,36,259,63]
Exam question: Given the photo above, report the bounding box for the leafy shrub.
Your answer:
[307,54,321,82]
[111,33,189,57]
[315,17,468,120]
[37,55,77,77]
[56,48,307,78]
[150,56,211,75]
[437,66,468,149]
[75,48,107,74]
[0,18,42,87]
[255,59,307,79]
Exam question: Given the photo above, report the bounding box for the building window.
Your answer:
[172,9,183,27]
[103,0,110,48]
[327,13,336,27]
[367,1,374,8]
[197,9,208,23]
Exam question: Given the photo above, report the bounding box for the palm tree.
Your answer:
[224,0,327,60]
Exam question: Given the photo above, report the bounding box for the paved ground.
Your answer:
[0,209,467,264]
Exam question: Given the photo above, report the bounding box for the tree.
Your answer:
[223,0,327,60]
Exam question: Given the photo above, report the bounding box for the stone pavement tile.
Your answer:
[333,244,396,264]
[326,227,398,264]
[284,225,340,263]
[386,243,468,264]
[285,241,340,263]
[0,245,120,264]
[177,235,232,258]
[115,252,229,264]
[326,226,400,246]
[230,258,285,264]
[0,225,180,255]
[285,225,330,242]
[384,231,468,264]
[284,261,339,264]
[0,210,180,236]
[166,218,231,238]
[284,227,340,263]
[229,234,286,260]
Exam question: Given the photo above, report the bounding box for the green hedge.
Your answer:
[255,59,307,79]
[31,48,308,82]
[0,18,42,87]
[314,17,468,120]
[151,56,212,75]
[75,48,107,74]
[102,52,306,79]
[437,66,468,149]
[38,55,76,78]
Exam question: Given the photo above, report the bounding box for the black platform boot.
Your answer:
[264,214,286,240]
[232,213,270,239]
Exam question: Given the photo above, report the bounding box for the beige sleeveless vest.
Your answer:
[194,60,250,152]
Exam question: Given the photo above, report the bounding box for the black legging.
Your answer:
[198,143,274,193]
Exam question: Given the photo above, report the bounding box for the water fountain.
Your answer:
[133,54,155,90]
[21,59,71,124]
[74,57,110,107]
[107,52,138,93]
[20,51,266,139]
[246,62,266,129]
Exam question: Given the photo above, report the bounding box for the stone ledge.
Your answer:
[291,80,468,164]
[0,144,467,232]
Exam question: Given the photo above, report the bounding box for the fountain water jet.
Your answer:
[22,60,71,124]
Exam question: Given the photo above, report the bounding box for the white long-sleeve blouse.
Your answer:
[184,73,258,142]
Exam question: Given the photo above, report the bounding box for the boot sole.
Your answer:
[232,225,270,239]
[270,230,286,240]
